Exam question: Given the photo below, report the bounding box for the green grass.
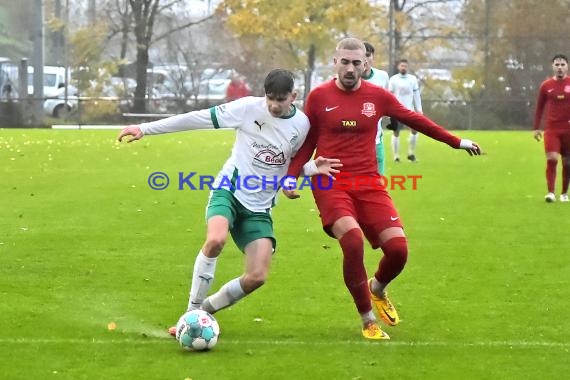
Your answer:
[1,129,569,380]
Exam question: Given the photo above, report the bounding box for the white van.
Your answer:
[27,66,68,97]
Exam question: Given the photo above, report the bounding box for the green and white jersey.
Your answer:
[363,67,389,90]
[363,67,390,144]
[139,96,310,212]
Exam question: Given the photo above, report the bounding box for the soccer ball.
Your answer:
[175,310,220,351]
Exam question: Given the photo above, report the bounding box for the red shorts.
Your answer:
[311,176,403,249]
[544,129,570,155]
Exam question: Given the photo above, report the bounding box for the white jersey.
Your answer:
[139,97,310,212]
[389,73,422,112]
[363,67,389,143]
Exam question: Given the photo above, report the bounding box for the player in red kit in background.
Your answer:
[533,54,570,203]
[284,38,481,340]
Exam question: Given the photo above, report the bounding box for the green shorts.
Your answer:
[206,189,276,252]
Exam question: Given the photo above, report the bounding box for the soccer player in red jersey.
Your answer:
[284,38,481,340]
[533,54,570,203]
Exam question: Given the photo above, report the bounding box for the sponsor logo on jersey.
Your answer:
[254,149,286,166]
[341,120,357,128]
[361,102,376,117]
[557,95,565,100]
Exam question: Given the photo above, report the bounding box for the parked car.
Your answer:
[28,66,70,98]
[43,85,78,118]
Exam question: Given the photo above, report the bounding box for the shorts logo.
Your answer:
[361,102,376,117]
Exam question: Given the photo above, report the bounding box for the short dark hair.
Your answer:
[398,59,409,64]
[264,69,295,97]
[552,54,568,63]
[363,41,375,55]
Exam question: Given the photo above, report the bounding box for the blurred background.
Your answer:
[0,0,568,129]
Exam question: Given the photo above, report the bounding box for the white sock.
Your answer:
[187,250,217,310]
[409,134,418,155]
[360,310,377,325]
[202,277,246,314]
[392,135,400,158]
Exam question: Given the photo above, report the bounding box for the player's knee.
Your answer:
[339,228,365,257]
[382,237,408,264]
[242,272,267,292]
[204,236,227,255]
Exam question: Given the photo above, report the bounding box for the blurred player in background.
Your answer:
[533,53,570,202]
[388,59,423,162]
[362,41,389,175]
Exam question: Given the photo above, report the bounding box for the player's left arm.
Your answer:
[385,93,481,156]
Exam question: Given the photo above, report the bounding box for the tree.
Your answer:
[221,0,374,99]
[461,0,570,126]
[388,0,467,74]
[125,0,213,112]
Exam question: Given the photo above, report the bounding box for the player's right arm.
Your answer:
[533,82,548,141]
[117,99,248,142]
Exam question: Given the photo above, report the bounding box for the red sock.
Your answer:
[562,163,569,194]
[546,159,557,193]
[339,228,371,314]
[375,237,408,285]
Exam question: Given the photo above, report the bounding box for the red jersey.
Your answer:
[288,79,461,177]
[533,76,570,131]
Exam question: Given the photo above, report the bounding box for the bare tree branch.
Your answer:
[151,14,214,45]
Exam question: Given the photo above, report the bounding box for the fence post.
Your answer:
[18,59,29,126]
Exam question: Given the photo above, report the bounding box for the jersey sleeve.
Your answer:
[210,97,250,129]
[139,97,249,135]
[413,77,423,112]
[380,71,390,89]
[381,92,460,148]
[533,82,547,130]
[388,76,396,93]
[287,94,318,178]
[291,117,311,157]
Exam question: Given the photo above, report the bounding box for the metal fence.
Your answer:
[422,99,533,130]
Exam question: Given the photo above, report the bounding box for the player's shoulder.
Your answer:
[220,96,261,111]
[305,80,335,103]
[541,77,556,87]
[285,105,310,134]
[360,80,391,100]
[310,79,335,94]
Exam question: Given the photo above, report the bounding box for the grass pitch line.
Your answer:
[0,338,568,348]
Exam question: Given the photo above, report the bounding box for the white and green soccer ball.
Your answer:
[175,310,220,351]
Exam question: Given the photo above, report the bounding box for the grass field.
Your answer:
[1,128,569,380]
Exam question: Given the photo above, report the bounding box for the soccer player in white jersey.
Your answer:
[362,42,390,175]
[388,59,423,162]
[117,69,341,336]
